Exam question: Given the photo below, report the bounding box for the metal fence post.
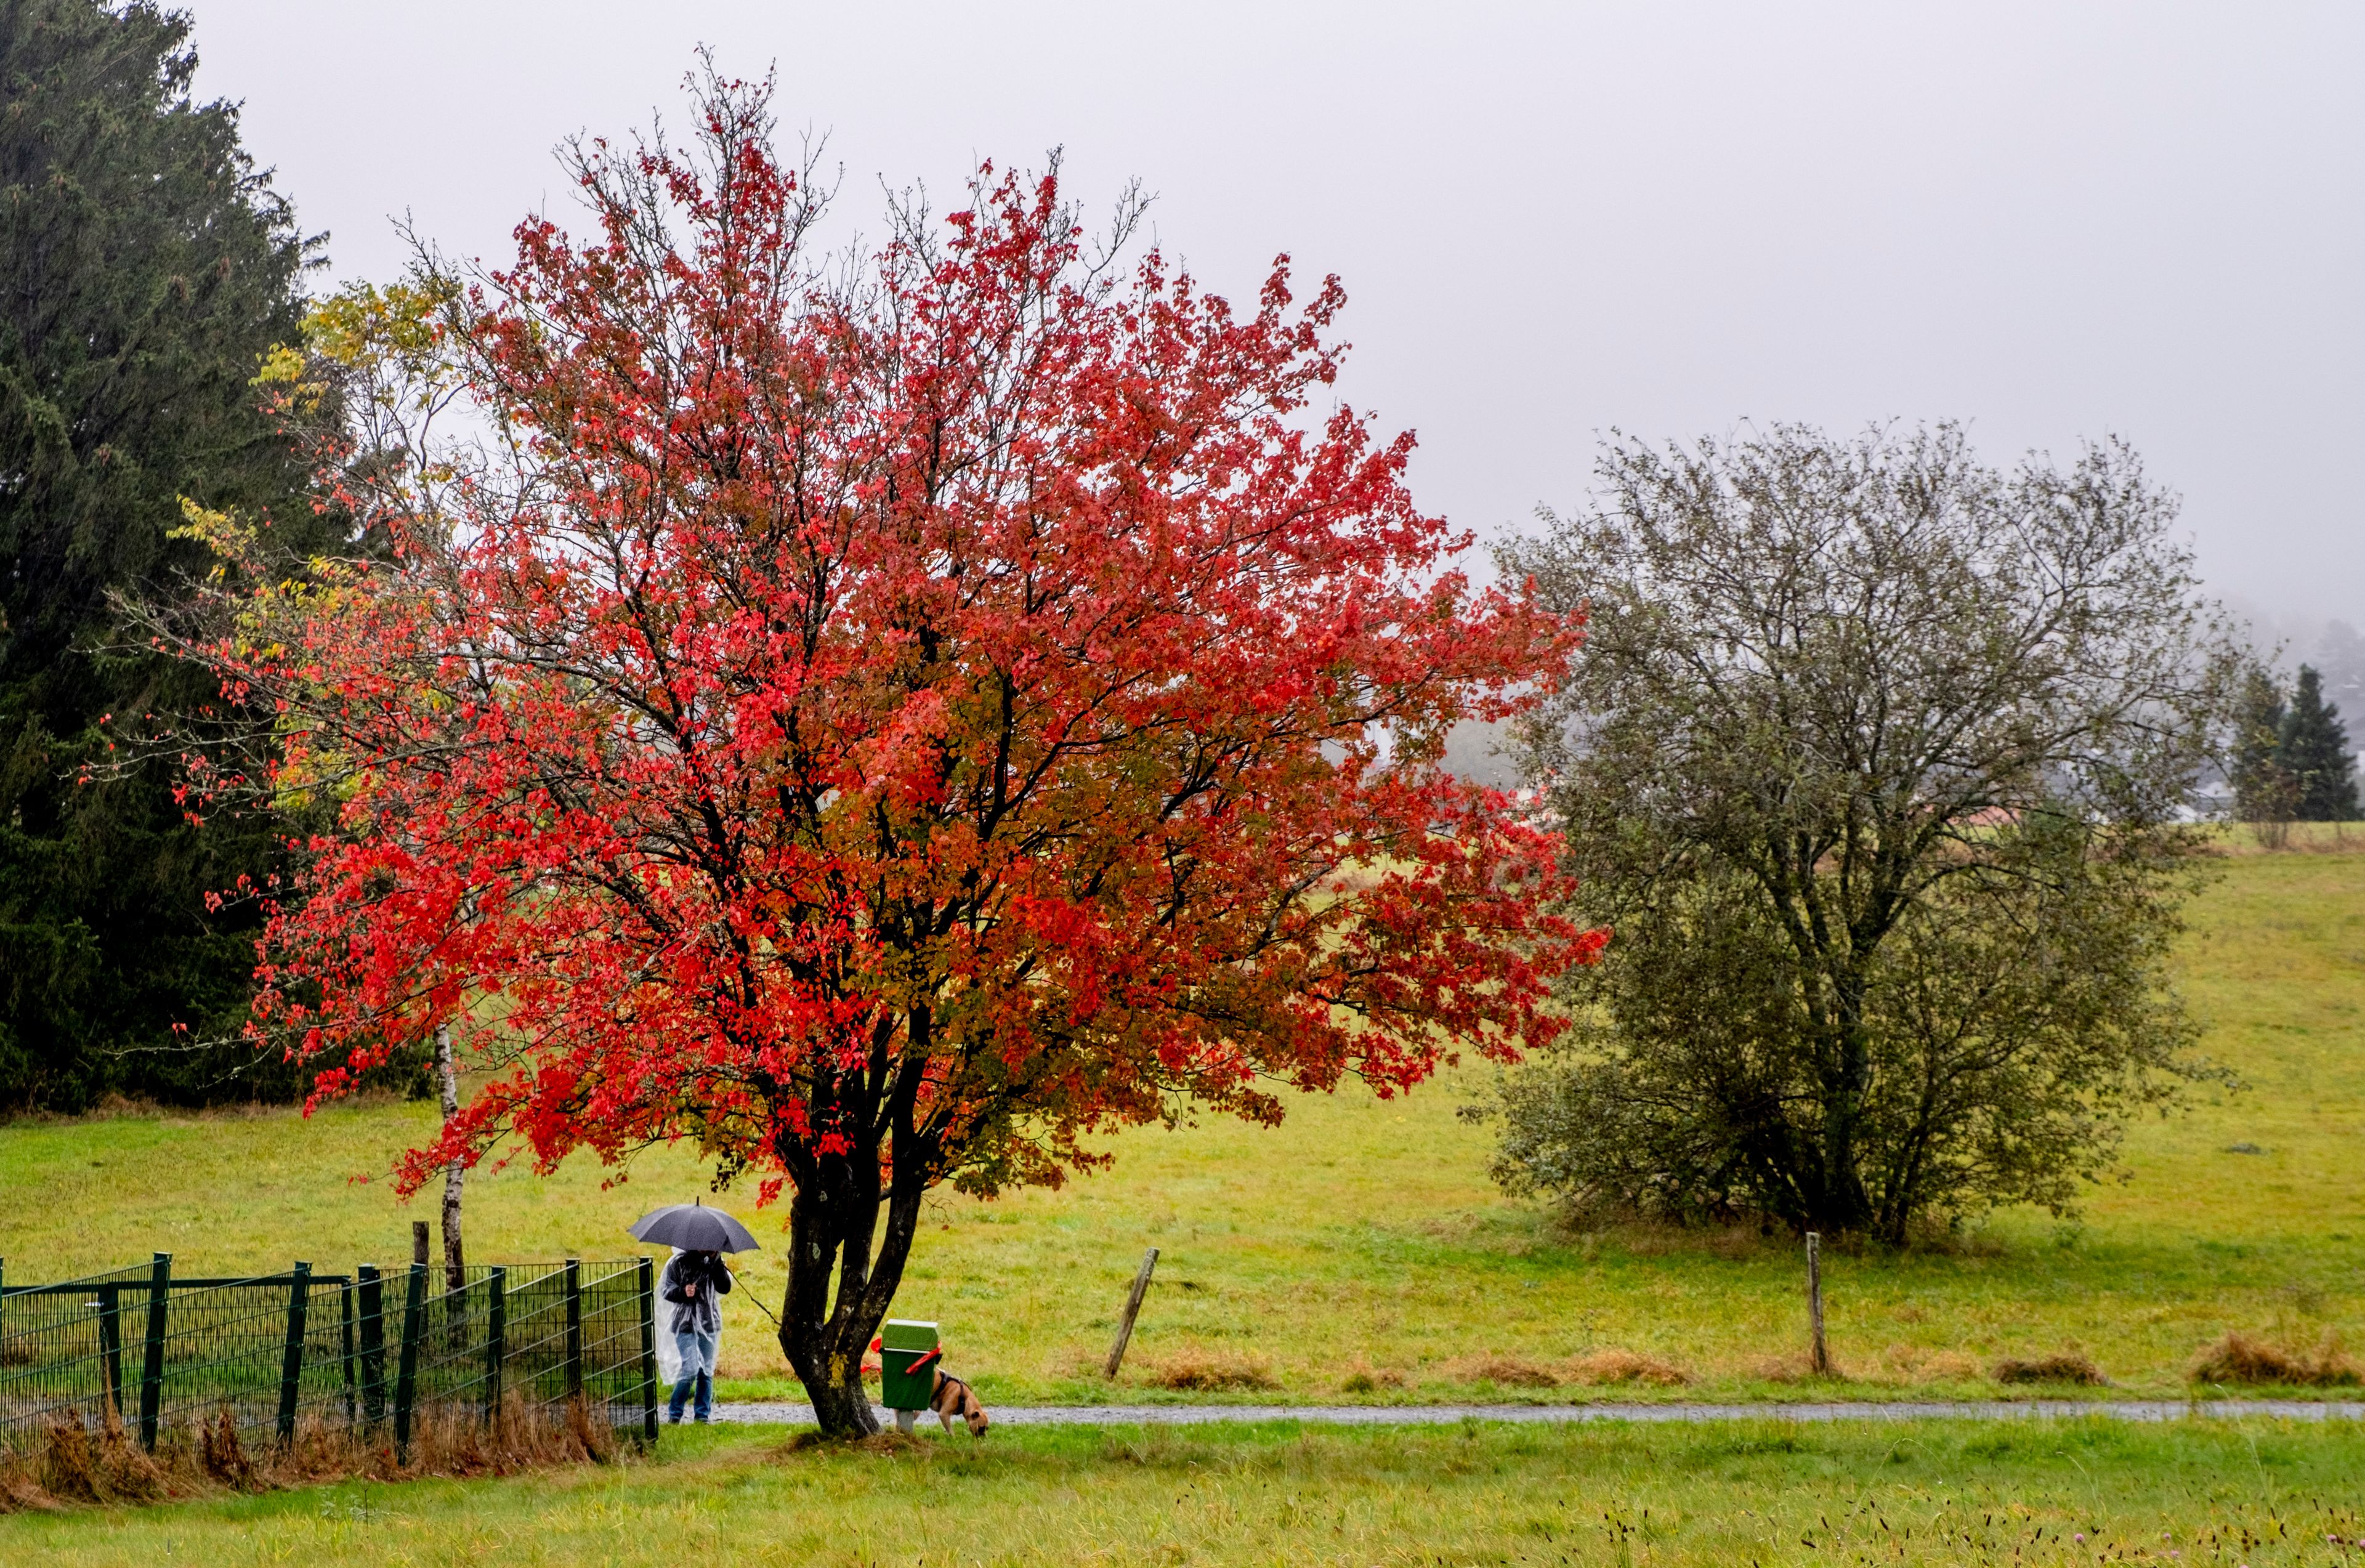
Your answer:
[483,1266,506,1425]
[393,1261,427,1462]
[96,1283,124,1424]
[637,1255,658,1447]
[139,1252,170,1450]
[563,1258,583,1404]
[357,1264,386,1428]
[277,1261,312,1445]
[341,1278,358,1429]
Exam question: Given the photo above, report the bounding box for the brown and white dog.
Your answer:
[928,1368,990,1437]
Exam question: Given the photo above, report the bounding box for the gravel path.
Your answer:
[708,1399,2365,1428]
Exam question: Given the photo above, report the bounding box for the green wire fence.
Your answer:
[0,1254,659,1460]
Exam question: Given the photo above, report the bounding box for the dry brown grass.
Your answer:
[2188,1332,2362,1388]
[1428,1349,1690,1390]
[1444,1354,1561,1388]
[1875,1345,1984,1382]
[1337,1360,1407,1394]
[1992,1351,2109,1386]
[36,1415,102,1503]
[0,1394,623,1514]
[0,1088,418,1131]
[1144,1352,1279,1392]
[1567,1348,1690,1387]
[2218,820,2359,856]
[1750,1352,1848,1384]
[17,1399,168,1505]
[190,1408,257,1489]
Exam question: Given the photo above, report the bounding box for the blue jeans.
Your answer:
[668,1327,718,1421]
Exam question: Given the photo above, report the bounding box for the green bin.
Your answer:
[879,1319,941,1411]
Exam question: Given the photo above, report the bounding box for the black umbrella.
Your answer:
[628,1201,760,1253]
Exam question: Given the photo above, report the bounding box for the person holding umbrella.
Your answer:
[630,1202,759,1425]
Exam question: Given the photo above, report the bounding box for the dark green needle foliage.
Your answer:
[1480,424,2247,1242]
[0,0,336,1109]
[2227,665,2358,827]
[2277,666,2358,822]
[2226,669,2297,826]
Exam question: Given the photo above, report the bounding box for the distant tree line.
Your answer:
[2229,665,2359,825]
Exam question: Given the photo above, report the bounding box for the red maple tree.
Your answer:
[190,72,1596,1434]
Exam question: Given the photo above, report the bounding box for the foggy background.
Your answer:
[185,1,2363,726]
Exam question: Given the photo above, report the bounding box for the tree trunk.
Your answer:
[1812,969,1876,1234]
[435,1024,466,1328]
[771,1040,940,1439]
[776,1159,908,1438]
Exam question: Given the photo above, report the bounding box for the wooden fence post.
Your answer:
[394,1261,427,1462]
[1805,1232,1829,1375]
[563,1258,583,1405]
[277,1261,311,1445]
[483,1266,506,1425]
[357,1264,387,1428]
[637,1256,658,1447]
[138,1252,170,1450]
[1103,1248,1159,1378]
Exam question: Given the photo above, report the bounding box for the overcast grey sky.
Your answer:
[187,2,2362,625]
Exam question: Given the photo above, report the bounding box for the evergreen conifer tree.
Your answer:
[2281,665,2360,821]
[2228,668,2294,823]
[0,0,332,1109]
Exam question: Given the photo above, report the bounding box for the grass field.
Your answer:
[8,1418,2365,1566]
[2,832,2359,1405]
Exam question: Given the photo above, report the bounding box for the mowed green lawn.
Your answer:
[9,1419,2365,1567]
[2,835,2360,1403]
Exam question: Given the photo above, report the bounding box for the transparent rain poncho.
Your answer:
[654,1247,687,1385]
